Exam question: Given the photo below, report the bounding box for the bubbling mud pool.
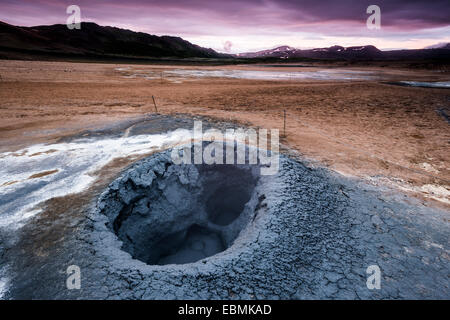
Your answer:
[97,145,263,265]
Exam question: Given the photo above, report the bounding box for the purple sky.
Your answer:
[0,0,449,53]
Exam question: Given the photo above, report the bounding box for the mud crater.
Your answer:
[97,147,263,265]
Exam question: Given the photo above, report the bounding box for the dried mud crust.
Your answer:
[2,146,449,300]
[53,151,447,300]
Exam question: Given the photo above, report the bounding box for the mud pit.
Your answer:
[98,146,261,266]
[1,116,448,299]
[87,145,449,300]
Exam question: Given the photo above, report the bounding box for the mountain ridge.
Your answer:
[0,21,230,60]
[236,44,450,60]
[1,21,449,62]
[423,42,450,49]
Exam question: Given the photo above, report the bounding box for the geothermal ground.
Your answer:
[0,60,449,299]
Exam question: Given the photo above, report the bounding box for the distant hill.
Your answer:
[0,21,230,60]
[424,42,450,50]
[237,44,450,61]
[1,21,449,63]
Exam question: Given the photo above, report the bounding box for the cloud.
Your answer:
[0,0,448,50]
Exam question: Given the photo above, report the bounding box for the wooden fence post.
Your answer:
[152,95,158,113]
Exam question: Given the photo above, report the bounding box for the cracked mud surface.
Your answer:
[1,138,448,299]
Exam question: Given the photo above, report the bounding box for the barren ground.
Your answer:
[0,60,449,206]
